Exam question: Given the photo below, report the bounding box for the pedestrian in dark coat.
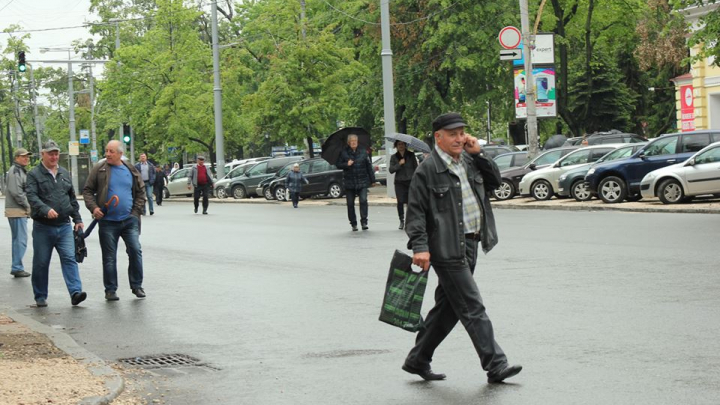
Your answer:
[401,112,521,384]
[336,134,375,231]
[285,163,309,208]
[153,166,167,206]
[388,141,418,230]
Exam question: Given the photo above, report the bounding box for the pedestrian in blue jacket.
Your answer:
[285,163,309,208]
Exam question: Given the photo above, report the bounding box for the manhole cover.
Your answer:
[119,354,211,369]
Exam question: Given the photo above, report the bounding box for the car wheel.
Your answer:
[494,180,515,201]
[275,186,286,201]
[598,176,626,204]
[163,187,170,199]
[531,180,553,201]
[232,185,247,199]
[216,187,227,199]
[264,187,274,200]
[328,182,343,199]
[571,180,592,202]
[657,178,684,204]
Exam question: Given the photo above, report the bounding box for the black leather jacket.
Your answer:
[26,165,83,227]
[406,149,499,267]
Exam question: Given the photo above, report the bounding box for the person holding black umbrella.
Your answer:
[336,134,375,231]
[83,140,147,301]
[388,141,418,230]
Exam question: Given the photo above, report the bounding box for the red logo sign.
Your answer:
[680,85,695,132]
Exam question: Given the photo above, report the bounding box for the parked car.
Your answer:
[256,161,300,200]
[480,145,518,159]
[164,164,215,198]
[493,146,579,201]
[557,143,647,201]
[214,162,255,198]
[585,130,647,145]
[268,157,344,201]
[493,151,529,170]
[226,156,303,199]
[584,130,720,203]
[519,145,624,200]
[224,157,270,172]
[562,137,584,146]
[640,142,720,204]
[373,155,388,185]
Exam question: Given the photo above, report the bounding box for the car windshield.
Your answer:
[695,146,720,164]
[529,150,563,167]
[246,162,268,176]
[599,147,633,162]
[558,149,591,167]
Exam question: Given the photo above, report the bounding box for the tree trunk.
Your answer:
[551,0,581,136]
[580,0,595,130]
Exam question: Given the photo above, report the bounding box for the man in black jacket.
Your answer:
[336,134,375,231]
[402,113,521,384]
[25,140,87,307]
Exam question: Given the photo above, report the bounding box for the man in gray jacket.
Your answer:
[186,156,213,214]
[402,113,521,384]
[5,148,33,277]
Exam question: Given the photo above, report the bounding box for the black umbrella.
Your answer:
[83,195,119,238]
[384,133,431,153]
[321,127,371,165]
[543,134,568,150]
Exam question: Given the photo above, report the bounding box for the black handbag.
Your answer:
[379,250,428,332]
[74,229,87,263]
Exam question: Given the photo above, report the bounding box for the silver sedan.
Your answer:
[640,142,720,204]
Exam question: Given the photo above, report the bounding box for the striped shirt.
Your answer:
[435,146,483,234]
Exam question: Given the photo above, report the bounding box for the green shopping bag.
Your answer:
[379,250,428,332]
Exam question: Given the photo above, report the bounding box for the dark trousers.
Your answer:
[153,184,163,205]
[345,187,368,226]
[405,236,508,375]
[290,191,300,207]
[193,183,211,212]
[98,216,143,293]
[396,203,405,221]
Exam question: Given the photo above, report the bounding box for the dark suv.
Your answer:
[268,158,344,201]
[227,156,303,199]
[584,130,720,203]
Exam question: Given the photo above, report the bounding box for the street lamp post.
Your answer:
[211,1,226,179]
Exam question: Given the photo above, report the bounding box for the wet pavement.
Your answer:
[1,201,719,404]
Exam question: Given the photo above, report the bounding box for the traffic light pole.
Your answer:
[29,65,43,156]
[12,71,22,148]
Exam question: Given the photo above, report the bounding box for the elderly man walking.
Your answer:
[187,156,213,214]
[134,153,156,215]
[84,140,147,301]
[5,148,33,278]
[25,140,86,307]
[402,113,521,384]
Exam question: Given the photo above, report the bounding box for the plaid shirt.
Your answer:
[435,146,483,234]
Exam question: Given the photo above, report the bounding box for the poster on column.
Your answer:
[514,67,557,119]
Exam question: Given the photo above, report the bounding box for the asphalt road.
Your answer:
[1,201,719,404]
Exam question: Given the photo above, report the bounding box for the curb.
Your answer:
[0,306,124,405]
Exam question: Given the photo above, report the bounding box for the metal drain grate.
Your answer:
[119,354,204,369]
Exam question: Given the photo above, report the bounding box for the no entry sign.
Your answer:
[499,26,522,50]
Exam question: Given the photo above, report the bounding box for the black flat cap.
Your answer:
[432,112,467,132]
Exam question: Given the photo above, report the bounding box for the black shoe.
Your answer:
[351,225,358,232]
[194,207,198,214]
[402,363,446,381]
[132,288,146,298]
[150,211,155,215]
[398,220,404,230]
[487,364,522,383]
[12,270,31,278]
[202,211,208,215]
[362,224,369,231]
[71,292,87,306]
[35,298,47,307]
[105,292,119,301]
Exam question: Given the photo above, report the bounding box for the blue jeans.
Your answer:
[98,216,144,293]
[144,183,154,214]
[8,217,28,273]
[345,188,369,226]
[31,222,83,300]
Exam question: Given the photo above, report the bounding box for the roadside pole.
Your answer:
[519,0,539,159]
[12,71,22,148]
[211,1,226,179]
[29,65,43,156]
[379,0,396,198]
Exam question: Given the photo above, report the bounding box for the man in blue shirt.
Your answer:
[83,140,147,301]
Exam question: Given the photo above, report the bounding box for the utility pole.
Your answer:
[211,1,226,179]
[29,64,43,156]
[12,71,22,148]
[129,125,135,164]
[67,53,80,193]
[520,0,539,158]
[88,64,98,158]
[112,19,124,143]
[379,0,396,198]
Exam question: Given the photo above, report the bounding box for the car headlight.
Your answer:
[643,173,656,182]
[558,174,567,181]
[587,168,595,176]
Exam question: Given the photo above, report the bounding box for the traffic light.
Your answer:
[122,124,131,144]
[18,51,26,73]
